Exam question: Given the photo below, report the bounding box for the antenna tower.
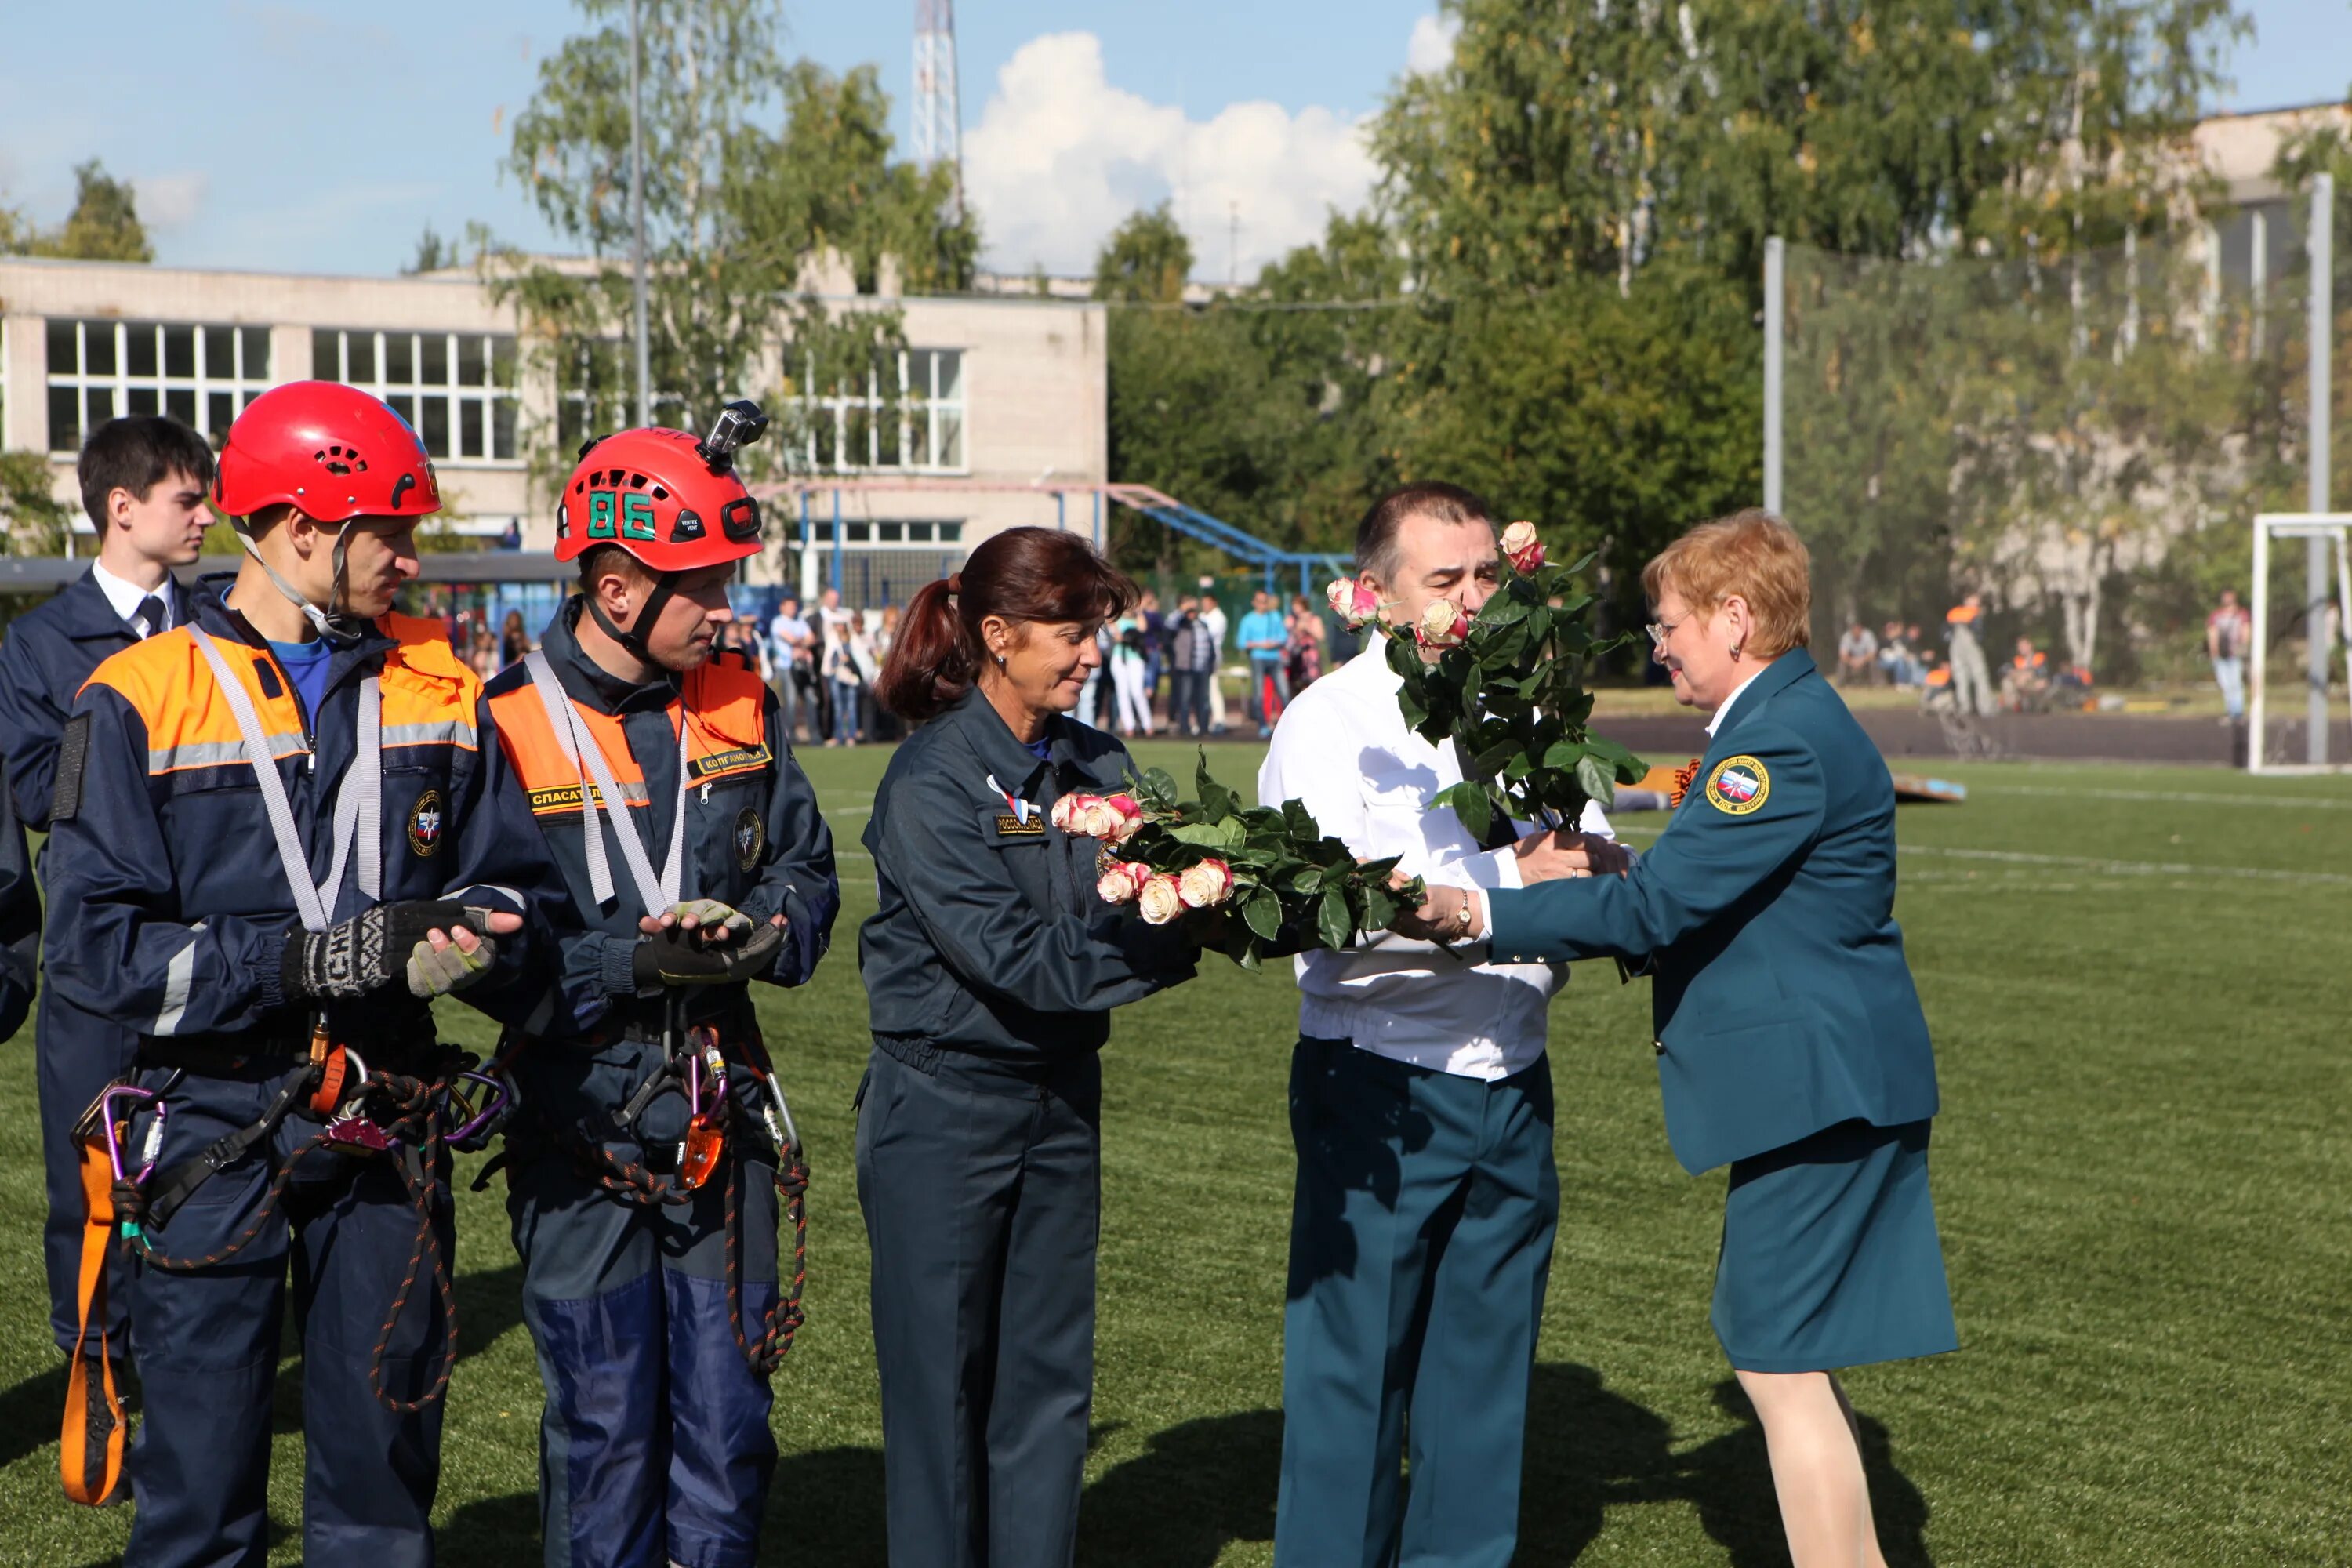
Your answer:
[913,0,964,221]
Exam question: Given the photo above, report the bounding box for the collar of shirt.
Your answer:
[1706,664,1769,737]
[542,595,681,717]
[89,558,173,634]
[942,684,1091,804]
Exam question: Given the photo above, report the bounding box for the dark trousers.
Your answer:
[855,1043,1102,1568]
[40,989,137,1353]
[506,1035,781,1568]
[1274,1039,1559,1568]
[123,1061,453,1568]
[1169,669,1211,735]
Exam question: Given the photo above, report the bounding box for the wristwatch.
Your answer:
[1453,891,1476,936]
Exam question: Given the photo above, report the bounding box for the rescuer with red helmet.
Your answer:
[477,400,838,1568]
[41,380,558,1555]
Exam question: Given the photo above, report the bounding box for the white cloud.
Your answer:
[133,172,209,231]
[1406,13,1461,76]
[961,31,1378,282]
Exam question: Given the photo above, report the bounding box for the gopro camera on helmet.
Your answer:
[697,400,769,468]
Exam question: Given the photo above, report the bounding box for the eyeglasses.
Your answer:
[1645,615,1686,654]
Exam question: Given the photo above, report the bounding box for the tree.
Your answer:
[492,2,971,514]
[0,159,154,262]
[404,223,457,275]
[1093,205,1193,305]
[0,453,73,555]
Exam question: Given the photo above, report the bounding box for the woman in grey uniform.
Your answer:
[858,527,1202,1568]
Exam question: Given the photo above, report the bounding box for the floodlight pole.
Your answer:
[1763,235,1784,516]
[628,0,652,430]
[2307,172,2334,763]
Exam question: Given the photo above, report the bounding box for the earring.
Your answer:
[1728,641,1744,659]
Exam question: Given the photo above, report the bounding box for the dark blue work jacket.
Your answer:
[0,567,193,832]
[1488,649,1940,1174]
[41,589,557,1054]
[859,686,1196,1065]
[478,598,840,1042]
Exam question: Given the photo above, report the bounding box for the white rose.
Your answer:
[1051,793,1093,834]
[1136,874,1186,925]
[1417,597,1469,648]
[1177,858,1234,909]
[1078,798,1123,839]
[1097,862,1149,904]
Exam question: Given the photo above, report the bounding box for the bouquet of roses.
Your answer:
[1054,753,1425,970]
[1330,521,1645,842]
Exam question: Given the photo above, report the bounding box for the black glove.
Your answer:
[630,920,785,989]
[281,901,485,1001]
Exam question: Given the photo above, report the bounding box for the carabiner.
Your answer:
[98,1084,165,1186]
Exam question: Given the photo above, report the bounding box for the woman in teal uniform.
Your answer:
[858,527,1203,1568]
[1396,509,1954,1568]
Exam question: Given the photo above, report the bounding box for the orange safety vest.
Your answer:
[1946,604,1980,627]
[2013,651,2046,672]
[487,659,771,825]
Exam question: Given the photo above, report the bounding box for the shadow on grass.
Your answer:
[437,1488,543,1566]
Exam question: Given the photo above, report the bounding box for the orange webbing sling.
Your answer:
[61,1138,126,1506]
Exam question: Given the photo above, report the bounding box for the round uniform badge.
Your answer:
[408,789,445,855]
[1704,755,1770,816]
[733,805,764,870]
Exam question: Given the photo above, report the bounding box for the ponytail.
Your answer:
[876,577,973,722]
[873,527,1140,724]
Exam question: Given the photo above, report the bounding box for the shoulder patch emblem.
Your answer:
[1704,755,1770,816]
[733,804,765,870]
[408,789,445,855]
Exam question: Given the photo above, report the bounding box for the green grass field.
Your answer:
[0,745,2347,1566]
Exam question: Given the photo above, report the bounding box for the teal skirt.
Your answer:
[1711,1118,1957,1374]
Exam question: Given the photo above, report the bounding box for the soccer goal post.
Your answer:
[2249,513,2352,774]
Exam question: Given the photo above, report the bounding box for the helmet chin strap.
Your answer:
[230,515,370,646]
[586,573,680,673]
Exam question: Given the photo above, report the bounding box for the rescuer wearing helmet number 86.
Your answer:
[39,380,559,1563]
[477,400,840,1568]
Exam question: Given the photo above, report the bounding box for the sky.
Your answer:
[2,0,2346,283]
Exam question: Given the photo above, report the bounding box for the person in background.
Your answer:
[1109,608,1153,738]
[768,595,814,743]
[869,603,905,742]
[1168,597,1218,739]
[1837,620,1878,684]
[0,415,215,1475]
[2002,636,2050,711]
[1138,590,1167,728]
[1399,509,1953,1568]
[1238,590,1289,738]
[2207,588,2251,724]
[1944,593,1993,717]
[1287,592,1327,691]
[1197,576,1230,734]
[857,528,1201,1568]
[825,617,866,746]
[502,608,532,667]
[1875,620,1907,687]
[469,630,501,681]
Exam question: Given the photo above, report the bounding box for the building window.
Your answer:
[797,514,963,548]
[45,319,274,454]
[797,347,967,474]
[554,341,692,451]
[312,328,520,464]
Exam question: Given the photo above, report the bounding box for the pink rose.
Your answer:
[1415,597,1471,649]
[1177,858,1234,909]
[1501,521,1545,575]
[1136,873,1186,926]
[1325,577,1384,630]
[1097,861,1152,904]
[1077,797,1123,839]
[1051,793,1098,835]
[1102,793,1145,844]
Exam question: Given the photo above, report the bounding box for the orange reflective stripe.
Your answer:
[61,1140,125,1507]
[378,615,482,752]
[1946,605,1979,625]
[492,659,771,815]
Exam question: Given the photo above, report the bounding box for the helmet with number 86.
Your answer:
[555,401,768,574]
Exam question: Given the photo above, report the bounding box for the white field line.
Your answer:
[1606,822,2350,885]
[1972,784,2352,811]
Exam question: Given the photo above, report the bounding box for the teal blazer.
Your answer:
[1488,649,1937,1174]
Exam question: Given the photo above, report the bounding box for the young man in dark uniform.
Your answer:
[477,404,838,1568]
[42,382,555,1555]
[0,415,215,1485]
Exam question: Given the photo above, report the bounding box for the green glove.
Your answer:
[660,899,754,940]
[631,920,785,989]
[405,930,501,998]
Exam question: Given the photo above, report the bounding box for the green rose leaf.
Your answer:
[1317,884,1352,952]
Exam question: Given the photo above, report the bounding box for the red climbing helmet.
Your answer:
[213,381,441,523]
[555,400,769,573]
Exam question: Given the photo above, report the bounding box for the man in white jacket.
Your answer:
[1258,482,1616,1568]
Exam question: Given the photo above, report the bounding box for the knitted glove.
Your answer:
[281,902,488,1000]
[631,920,784,989]
[404,929,502,999]
[659,899,754,940]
